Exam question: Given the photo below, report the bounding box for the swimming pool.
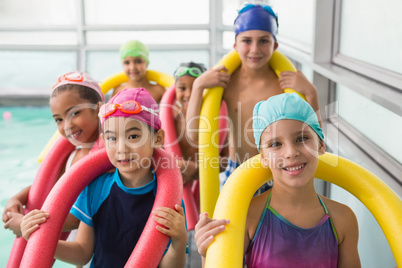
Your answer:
[0,106,72,267]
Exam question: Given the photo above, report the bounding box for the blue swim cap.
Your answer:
[253,93,324,151]
[234,4,278,40]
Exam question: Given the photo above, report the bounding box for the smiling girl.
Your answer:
[195,93,361,267]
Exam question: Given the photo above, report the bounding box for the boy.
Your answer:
[112,40,166,102]
[186,4,320,190]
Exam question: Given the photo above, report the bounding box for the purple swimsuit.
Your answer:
[244,192,338,268]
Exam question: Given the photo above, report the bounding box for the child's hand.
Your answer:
[20,209,49,241]
[2,198,24,223]
[4,212,24,237]
[193,65,230,91]
[279,70,317,98]
[152,204,187,246]
[194,212,230,257]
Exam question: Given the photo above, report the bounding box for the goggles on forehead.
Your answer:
[52,72,90,90]
[99,100,158,118]
[238,3,277,20]
[174,66,203,79]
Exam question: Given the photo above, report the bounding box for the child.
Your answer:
[172,62,230,184]
[194,93,361,267]
[112,40,166,102]
[186,4,320,192]
[2,71,104,238]
[21,88,188,268]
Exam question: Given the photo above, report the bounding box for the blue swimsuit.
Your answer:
[71,169,167,268]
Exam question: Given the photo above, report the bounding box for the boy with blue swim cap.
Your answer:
[187,2,321,194]
[234,4,278,40]
[112,40,166,103]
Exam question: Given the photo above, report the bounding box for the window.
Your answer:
[0,0,76,26]
[0,51,77,90]
[86,31,209,45]
[335,0,402,88]
[269,0,315,53]
[336,84,402,164]
[84,0,209,25]
[0,32,77,46]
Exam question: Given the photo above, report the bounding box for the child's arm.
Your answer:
[62,213,80,232]
[153,204,187,268]
[176,159,198,184]
[278,70,321,123]
[55,222,94,265]
[336,206,361,268]
[3,186,30,221]
[3,186,31,237]
[194,212,230,267]
[21,210,94,266]
[186,66,230,144]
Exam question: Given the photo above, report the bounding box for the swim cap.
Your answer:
[100,88,161,131]
[119,40,149,64]
[253,93,324,151]
[234,4,278,41]
[173,62,207,81]
[52,71,105,102]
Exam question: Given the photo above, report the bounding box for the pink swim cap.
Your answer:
[52,71,105,102]
[100,88,161,131]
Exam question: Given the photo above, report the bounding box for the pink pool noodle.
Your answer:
[126,148,183,267]
[7,136,75,268]
[20,148,182,268]
[159,86,228,230]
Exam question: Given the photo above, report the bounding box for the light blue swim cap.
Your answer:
[253,93,324,151]
[234,4,278,40]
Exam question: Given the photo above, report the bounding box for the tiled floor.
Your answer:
[185,230,202,268]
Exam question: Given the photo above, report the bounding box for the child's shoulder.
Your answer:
[320,195,355,217]
[87,170,116,190]
[148,83,166,101]
[149,83,166,93]
[320,195,358,243]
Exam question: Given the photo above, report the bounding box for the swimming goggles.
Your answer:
[99,100,158,118]
[174,66,203,78]
[52,72,86,90]
[238,3,277,20]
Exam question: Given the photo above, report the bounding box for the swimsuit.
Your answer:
[244,192,338,268]
[71,169,175,268]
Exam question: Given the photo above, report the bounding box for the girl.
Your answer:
[112,40,166,102]
[172,62,207,184]
[2,71,104,238]
[172,62,230,185]
[21,88,188,267]
[194,93,361,267]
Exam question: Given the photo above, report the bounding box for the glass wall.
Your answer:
[338,0,402,75]
[337,84,402,164]
[269,0,315,53]
[0,0,217,93]
[84,0,209,25]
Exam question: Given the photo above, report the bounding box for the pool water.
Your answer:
[0,107,72,267]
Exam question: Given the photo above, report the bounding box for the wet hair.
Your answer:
[51,84,102,104]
